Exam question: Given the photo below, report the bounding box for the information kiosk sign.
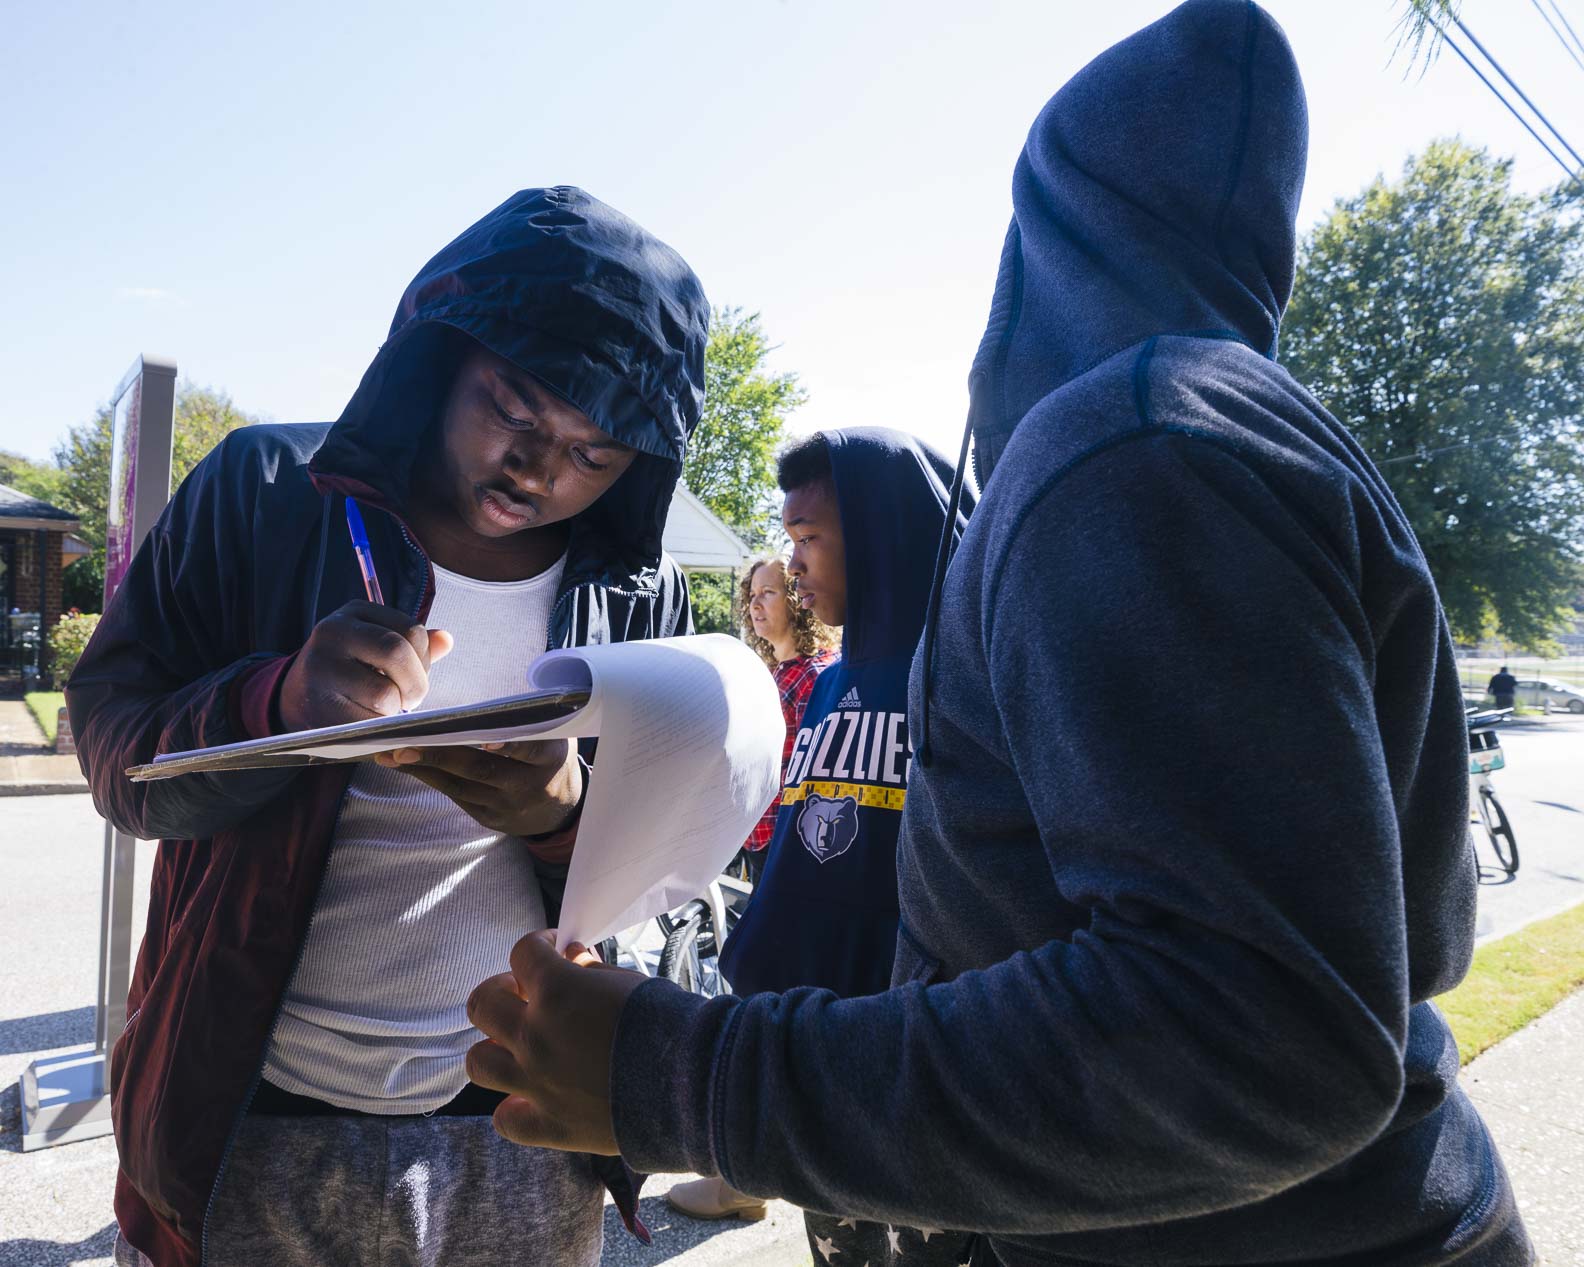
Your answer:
[18,355,175,1151]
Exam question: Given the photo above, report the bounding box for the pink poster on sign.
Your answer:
[104,377,142,602]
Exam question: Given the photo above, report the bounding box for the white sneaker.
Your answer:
[664,1175,769,1221]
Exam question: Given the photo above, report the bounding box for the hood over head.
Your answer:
[311,186,710,584]
[970,0,1308,481]
[918,0,1307,763]
[823,427,973,663]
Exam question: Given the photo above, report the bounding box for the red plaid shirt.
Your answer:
[746,649,837,851]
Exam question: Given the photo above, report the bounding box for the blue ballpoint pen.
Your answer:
[344,497,387,606]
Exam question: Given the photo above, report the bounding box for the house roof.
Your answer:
[0,482,79,527]
[661,485,755,572]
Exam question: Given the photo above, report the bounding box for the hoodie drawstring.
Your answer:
[918,373,984,768]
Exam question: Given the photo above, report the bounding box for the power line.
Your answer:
[1434,25,1580,185]
[1375,434,1512,467]
[1531,0,1584,73]
[1454,17,1584,172]
[1547,0,1584,61]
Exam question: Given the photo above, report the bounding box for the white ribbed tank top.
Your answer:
[263,555,566,1113]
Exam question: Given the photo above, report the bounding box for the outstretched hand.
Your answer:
[466,930,647,1155]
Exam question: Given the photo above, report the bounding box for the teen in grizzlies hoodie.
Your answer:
[711,426,976,1261]
[479,4,1534,1266]
[720,427,972,999]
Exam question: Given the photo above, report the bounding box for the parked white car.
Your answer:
[1499,677,1584,713]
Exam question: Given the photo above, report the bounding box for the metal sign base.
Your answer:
[19,1051,112,1151]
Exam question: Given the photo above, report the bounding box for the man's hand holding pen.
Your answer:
[278,599,454,730]
[281,494,586,848]
[276,604,585,850]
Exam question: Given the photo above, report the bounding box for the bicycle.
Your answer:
[1467,707,1518,877]
[607,852,754,996]
[653,874,752,997]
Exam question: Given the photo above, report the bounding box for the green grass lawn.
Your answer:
[23,691,65,744]
[1437,902,1584,1065]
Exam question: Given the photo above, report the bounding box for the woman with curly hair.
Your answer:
[739,556,838,886]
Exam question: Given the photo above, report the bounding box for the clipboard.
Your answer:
[127,688,591,782]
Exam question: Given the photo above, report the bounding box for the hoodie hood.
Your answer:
[310,186,710,584]
[970,0,1308,482]
[824,427,973,663]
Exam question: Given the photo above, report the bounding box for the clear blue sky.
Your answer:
[2,0,1579,465]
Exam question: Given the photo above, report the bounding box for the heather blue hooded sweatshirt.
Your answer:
[609,5,1530,1264]
[719,428,972,999]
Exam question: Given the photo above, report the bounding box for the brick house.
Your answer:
[0,483,83,682]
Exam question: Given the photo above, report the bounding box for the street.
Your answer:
[1,715,1580,1265]
[1470,713,1584,944]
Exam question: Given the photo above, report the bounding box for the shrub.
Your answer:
[49,609,100,687]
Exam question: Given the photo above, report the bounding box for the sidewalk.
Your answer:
[1460,987,1584,1265]
[0,699,86,795]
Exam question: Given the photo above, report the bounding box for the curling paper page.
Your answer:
[551,634,784,948]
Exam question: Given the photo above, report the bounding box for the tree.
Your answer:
[53,383,262,610]
[1282,140,1584,648]
[682,308,807,633]
[1392,0,1460,70]
[0,449,69,505]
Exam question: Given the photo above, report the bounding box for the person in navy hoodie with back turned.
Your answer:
[464,4,1532,1264]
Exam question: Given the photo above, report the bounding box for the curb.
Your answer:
[0,781,91,797]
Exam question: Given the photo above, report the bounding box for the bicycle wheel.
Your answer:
[657,907,727,997]
[1477,785,1519,875]
[659,890,744,956]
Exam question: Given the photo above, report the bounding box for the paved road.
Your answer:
[0,795,152,1267]
[2,715,1580,1265]
[1470,713,1584,944]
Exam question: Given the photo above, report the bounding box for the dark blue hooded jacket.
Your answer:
[719,428,972,999]
[608,6,1530,1264]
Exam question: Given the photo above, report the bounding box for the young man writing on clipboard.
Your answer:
[68,187,707,1267]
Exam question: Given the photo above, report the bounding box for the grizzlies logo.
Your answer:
[795,793,860,864]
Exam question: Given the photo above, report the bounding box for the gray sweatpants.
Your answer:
[114,1112,605,1267]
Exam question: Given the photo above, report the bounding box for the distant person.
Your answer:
[68,187,708,1267]
[1488,665,1518,710]
[738,554,838,888]
[663,430,975,1263]
[464,5,1531,1265]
